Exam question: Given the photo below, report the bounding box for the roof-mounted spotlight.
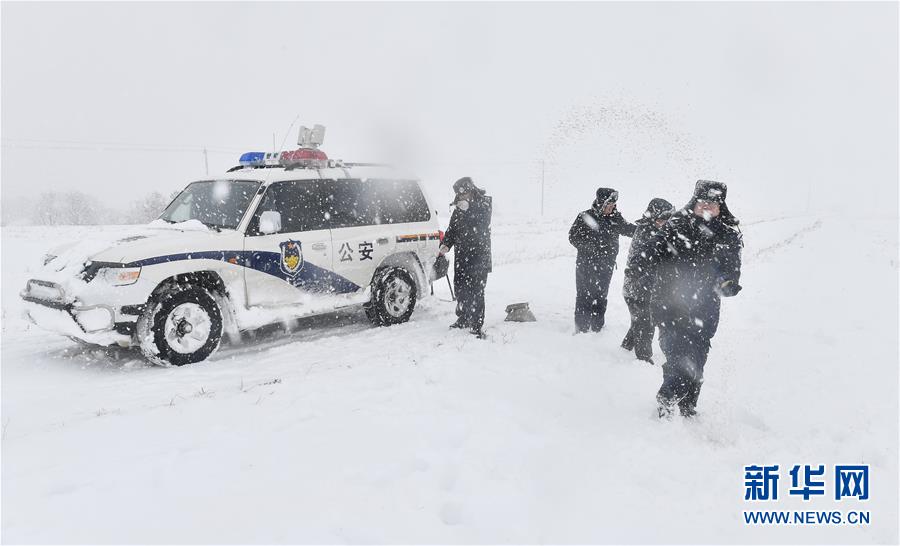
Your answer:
[298,124,326,149]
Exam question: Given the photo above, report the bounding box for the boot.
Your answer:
[678,385,701,417]
[658,403,675,420]
[621,329,635,351]
[656,393,676,420]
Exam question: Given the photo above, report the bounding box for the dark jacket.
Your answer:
[638,209,743,336]
[623,217,667,300]
[443,195,492,275]
[568,208,635,266]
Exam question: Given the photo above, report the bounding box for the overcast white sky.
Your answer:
[2,1,897,220]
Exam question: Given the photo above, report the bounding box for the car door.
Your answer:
[371,178,436,259]
[242,180,342,307]
[325,179,387,291]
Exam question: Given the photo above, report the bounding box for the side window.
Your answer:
[166,193,194,223]
[246,178,429,234]
[247,181,329,235]
[322,179,374,228]
[371,180,431,224]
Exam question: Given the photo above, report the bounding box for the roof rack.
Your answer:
[225,126,394,173]
[226,164,282,172]
[342,162,393,168]
[226,158,349,173]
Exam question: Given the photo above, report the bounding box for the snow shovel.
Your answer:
[429,273,456,301]
[445,274,456,301]
[431,253,455,301]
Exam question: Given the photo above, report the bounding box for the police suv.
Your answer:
[21,126,444,365]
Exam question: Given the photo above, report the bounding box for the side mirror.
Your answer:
[259,211,282,235]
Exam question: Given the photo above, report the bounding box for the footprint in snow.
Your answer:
[440,502,463,526]
[440,465,458,492]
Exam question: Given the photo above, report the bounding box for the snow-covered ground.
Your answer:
[1,214,897,544]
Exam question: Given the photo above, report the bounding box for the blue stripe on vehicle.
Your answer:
[125,251,361,294]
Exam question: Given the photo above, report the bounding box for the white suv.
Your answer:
[21,141,443,365]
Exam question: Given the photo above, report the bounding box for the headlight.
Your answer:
[42,254,57,266]
[100,267,142,286]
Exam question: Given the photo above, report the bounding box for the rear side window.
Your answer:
[321,178,431,227]
[369,179,431,224]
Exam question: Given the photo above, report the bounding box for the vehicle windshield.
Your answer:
[159,180,261,230]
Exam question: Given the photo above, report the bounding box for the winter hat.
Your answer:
[686,179,739,226]
[453,177,476,194]
[594,187,619,207]
[643,197,674,220]
[450,176,486,205]
[693,180,727,203]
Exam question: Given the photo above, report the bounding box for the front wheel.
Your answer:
[137,286,223,366]
[365,267,417,326]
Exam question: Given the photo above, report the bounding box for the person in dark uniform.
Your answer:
[621,198,675,364]
[634,180,743,418]
[568,188,635,333]
[439,177,492,338]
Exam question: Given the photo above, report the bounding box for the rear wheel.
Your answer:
[365,267,417,326]
[137,286,223,366]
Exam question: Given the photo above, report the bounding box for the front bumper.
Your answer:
[21,280,135,346]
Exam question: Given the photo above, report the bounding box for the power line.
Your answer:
[1,138,246,154]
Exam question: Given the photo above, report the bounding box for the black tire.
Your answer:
[365,267,417,326]
[137,286,223,366]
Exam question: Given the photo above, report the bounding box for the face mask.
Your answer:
[457,200,469,212]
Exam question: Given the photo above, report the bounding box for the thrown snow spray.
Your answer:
[539,97,719,216]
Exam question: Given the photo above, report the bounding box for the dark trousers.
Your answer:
[623,297,654,360]
[574,260,614,332]
[656,322,712,413]
[455,270,488,330]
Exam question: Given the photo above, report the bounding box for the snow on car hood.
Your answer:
[35,220,223,287]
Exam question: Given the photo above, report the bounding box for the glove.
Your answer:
[439,245,450,256]
[716,279,742,297]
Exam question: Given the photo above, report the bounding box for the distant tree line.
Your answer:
[1,190,179,226]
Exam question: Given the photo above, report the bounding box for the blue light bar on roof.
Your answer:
[239,152,266,166]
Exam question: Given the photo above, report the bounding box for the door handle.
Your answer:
[311,242,327,251]
[376,237,389,245]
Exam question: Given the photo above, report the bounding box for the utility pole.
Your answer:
[540,160,545,216]
[203,147,209,176]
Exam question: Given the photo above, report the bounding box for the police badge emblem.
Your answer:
[279,240,303,276]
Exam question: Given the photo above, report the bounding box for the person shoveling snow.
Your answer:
[439,177,493,339]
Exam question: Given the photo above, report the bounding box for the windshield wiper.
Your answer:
[201,221,234,232]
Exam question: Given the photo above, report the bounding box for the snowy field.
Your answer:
[1,214,897,544]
